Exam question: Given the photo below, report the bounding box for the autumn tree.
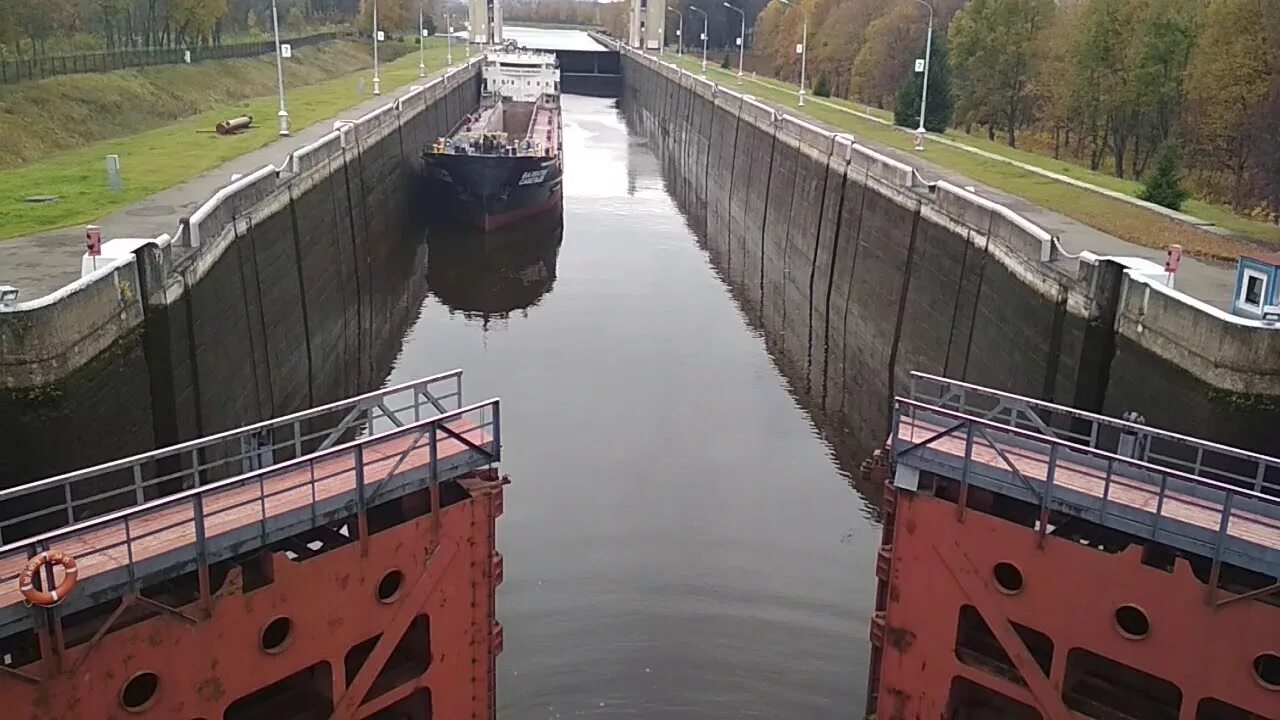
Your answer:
[850,1,922,107]
[1183,0,1272,210]
[358,0,412,34]
[948,0,1053,147]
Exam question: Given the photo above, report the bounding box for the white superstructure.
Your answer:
[482,47,559,102]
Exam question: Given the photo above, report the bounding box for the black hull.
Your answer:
[421,153,564,231]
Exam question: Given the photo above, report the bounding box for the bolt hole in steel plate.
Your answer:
[120,671,160,713]
[1113,604,1150,640]
[992,562,1024,595]
[260,616,294,654]
[1255,652,1280,690]
[378,569,405,603]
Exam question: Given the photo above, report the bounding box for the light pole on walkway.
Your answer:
[418,1,426,77]
[446,12,453,66]
[689,5,708,75]
[372,0,382,95]
[667,7,683,56]
[723,2,744,83]
[270,0,289,135]
[777,0,806,106]
[913,0,934,137]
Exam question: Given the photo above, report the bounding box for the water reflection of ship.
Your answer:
[426,213,564,324]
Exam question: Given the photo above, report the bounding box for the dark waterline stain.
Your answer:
[386,96,877,718]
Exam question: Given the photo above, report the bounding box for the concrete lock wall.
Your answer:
[0,61,482,487]
[617,47,1280,454]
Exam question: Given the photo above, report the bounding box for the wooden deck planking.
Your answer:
[0,423,489,613]
[897,416,1280,552]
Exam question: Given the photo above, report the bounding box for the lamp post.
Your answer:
[913,0,934,139]
[446,12,453,66]
[667,7,683,56]
[372,0,381,95]
[777,0,806,106]
[418,0,426,77]
[690,5,708,74]
[722,2,744,82]
[270,0,289,135]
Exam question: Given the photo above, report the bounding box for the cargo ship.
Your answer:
[0,371,506,719]
[864,372,1280,720]
[422,43,563,231]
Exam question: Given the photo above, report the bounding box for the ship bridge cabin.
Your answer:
[483,48,560,102]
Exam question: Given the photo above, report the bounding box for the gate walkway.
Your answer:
[0,370,500,639]
[893,373,1280,582]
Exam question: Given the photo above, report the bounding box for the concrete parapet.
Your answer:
[739,96,777,127]
[779,114,834,157]
[289,131,344,176]
[848,142,913,189]
[0,257,144,390]
[189,166,280,249]
[934,181,1054,262]
[1118,274,1280,395]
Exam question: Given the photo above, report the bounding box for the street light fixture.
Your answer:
[372,0,382,96]
[270,0,289,135]
[446,12,454,66]
[777,0,806,106]
[418,0,426,77]
[722,2,744,82]
[913,0,935,139]
[689,5,708,75]
[667,7,683,56]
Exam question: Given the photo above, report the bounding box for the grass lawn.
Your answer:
[0,39,452,241]
[667,54,1280,259]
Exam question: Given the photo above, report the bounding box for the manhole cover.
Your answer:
[126,205,177,217]
[23,195,59,203]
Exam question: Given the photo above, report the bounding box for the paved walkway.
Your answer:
[663,58,1240,310]
[0,65,460,300]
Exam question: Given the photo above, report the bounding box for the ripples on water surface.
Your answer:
[387,95,879,718]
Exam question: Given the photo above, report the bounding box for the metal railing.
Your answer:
[0,370,465,546]
[0,32,341,85]
[0,398,499,625]
[893,382,1280,580]
[908,372,1280,497]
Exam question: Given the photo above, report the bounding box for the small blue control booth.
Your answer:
[1230,254,1280,319]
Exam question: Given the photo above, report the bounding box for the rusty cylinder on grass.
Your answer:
[215,116,254,135]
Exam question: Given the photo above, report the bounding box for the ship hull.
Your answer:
[421,152,563,232]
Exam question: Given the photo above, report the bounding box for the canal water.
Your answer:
[387,94,878,717]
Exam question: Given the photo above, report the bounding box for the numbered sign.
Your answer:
[280,43,292,58]
[700,32,707,40]
[735,37,742,46]
[915,58,925,72]
[422,29,430,37]
[675,29,681,36]
[376,30,386,41]
[795,43,803,54]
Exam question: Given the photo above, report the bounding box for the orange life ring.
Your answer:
[19,551,78,607]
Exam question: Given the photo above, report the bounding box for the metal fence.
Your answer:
[0,32,341,85]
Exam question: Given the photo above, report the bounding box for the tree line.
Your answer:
[0,0,471,57]
[748,0,1277,218]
